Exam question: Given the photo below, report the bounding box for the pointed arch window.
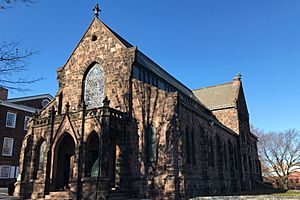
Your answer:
[83,63,105,109]
[146,125,157,162]
[209,136,215,167]
[85,131,99,177]
[33,139,46,179]
[191,130,196,165]
[216,135,224,177]
[38,141,46,170]
[185,127,191,164]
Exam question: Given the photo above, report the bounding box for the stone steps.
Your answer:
[44,191,75,200]
[108,190,129,200]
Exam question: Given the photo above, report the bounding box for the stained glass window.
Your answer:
[91,158,99,177]
[146,125,157,162]
[84,63,105,109]
[38,141,46,170]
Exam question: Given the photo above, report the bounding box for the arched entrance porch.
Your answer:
[53,132,76,191]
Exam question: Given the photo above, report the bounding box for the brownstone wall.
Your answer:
[177,103,241,198]
[53,19,135,116]
[131,79,178,199]
[237,84,262,190]
[212,108,239,134]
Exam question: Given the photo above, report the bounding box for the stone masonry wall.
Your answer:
[177,103,242,199]
[131,79,178,199]
[54,18,135,115]
[212,108,239,134]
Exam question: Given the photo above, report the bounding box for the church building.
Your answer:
[14,5,262,200]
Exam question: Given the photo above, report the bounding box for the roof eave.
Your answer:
[0,100,39,113]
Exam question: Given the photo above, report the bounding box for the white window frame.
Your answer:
[9,166,15,178]
[15,166,19,178]
[24,116,31,130]
[0,165,10,179]
[2,137,14,156]
[6,112,17,128]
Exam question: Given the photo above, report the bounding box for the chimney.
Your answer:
[232,73,242,86]
[0,87,8,100]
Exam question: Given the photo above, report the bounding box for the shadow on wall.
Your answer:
[132,80,178,199]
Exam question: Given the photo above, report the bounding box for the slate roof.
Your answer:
[192,82,240,110]
[136,51,201,102]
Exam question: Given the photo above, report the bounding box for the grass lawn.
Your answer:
[271,190,300,196]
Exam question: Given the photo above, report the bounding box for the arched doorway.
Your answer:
[53,133,75,190]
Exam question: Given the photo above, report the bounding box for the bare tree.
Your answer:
[255,128,300,189]
[1,0,41,91]
[0,0,35,9]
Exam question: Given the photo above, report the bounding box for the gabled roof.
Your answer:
[61,18,134,71]
[193,81,240,110]
[136,50,201,102]
[7,94,54,103]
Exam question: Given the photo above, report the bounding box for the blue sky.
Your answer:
[1,0,299,131]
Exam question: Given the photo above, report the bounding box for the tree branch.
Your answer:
[0,0,36,10]
[256,127,300,189]
[0,40,43,91]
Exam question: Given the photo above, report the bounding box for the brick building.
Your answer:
[0,87,53,187]
[14,8,262,200]
[263,172,300,190]
[288,172,300,189]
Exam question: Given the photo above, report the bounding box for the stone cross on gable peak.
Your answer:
[93,3,101,18]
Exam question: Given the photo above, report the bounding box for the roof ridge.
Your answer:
[193,81,233,92]
[136,50,196,96]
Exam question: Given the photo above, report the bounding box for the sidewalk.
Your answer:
[0,188,19,200]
